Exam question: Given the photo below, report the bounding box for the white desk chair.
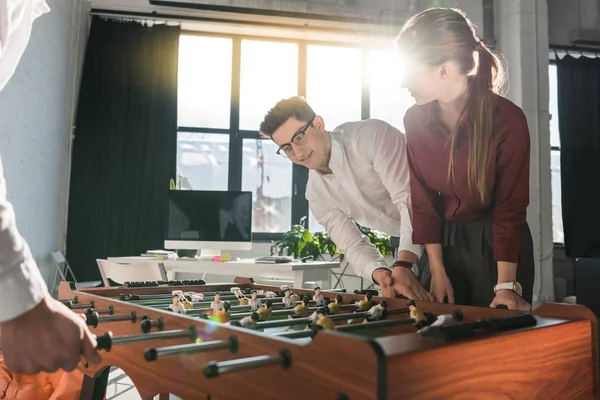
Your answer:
[96,259,167,287]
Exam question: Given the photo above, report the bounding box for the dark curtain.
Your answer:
[66,17,180,281]
[556,55,600,258]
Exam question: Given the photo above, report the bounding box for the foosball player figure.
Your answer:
[215,301,231,323]
[282,288,296,309]
[364,301,388,323]
[211,292,224,313]
[407,300,427,328]
[418,309,463,333]
[232,312,259,330]
[291,292,300,302]
[188,292,204,302]
[257,299,273,321]
[328,294,343,314]
[313,307,335,331]
[168,294,186,314]
[354,292,373,311]
[248,290,263,311]
[313,287,326,306]
[180,296,194,310]
[289,296,310,319]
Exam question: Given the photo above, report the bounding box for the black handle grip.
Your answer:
[85,311,99,328]
[96,332,113,352]
[496,305,508,310]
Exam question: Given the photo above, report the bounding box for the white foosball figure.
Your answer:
[168,294,187,314]
[210,292,224,313]
[282,289,295,308]
[248,290,263,311]
[364,301,388,323]
[313,287,325,306]
[238,312,259,330]
[189,292,204,302]
[418,310,463,334]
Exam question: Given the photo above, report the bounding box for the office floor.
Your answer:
[106,368,181,400]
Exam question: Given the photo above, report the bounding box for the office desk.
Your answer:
[107,257,339,289]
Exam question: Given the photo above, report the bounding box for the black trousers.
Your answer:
[391,219,535,307]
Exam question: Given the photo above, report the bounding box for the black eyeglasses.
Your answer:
[275,117,314,159]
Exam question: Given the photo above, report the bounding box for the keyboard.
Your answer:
[254,256,293,264]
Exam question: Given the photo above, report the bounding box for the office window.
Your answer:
[178,36,232,128]
[242,139,293,233]
[176,132,229,191]
[306,45,363,130]
[239,40,298,131]
[177,34,405,238]
[549,64,563,244]
[369,49,415,132]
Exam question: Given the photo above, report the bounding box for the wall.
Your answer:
[548,0,599,46]
[0,0,90,287]
[495,0,554,305]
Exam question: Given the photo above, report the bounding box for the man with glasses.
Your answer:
[259,97,432,301]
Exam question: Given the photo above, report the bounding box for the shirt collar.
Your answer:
[425,101,470,133]
[314,131,343,177]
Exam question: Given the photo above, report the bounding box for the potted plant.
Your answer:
[276,217,394,260]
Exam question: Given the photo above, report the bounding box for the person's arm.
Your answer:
[0,156,49,323]
[309,198,389,283]
[493,110,531,284]
[356,120,422,263]
[403,115,444,272]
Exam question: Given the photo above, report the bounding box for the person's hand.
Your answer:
[0,295,101,374]
[373,268,433,301]
[490,290,531,311]
[429,271,455,303]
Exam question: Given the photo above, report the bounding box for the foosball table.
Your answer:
[58,278,598,400]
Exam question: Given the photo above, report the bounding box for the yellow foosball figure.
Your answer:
[239,297,249,306]
[257,299,273,321]
[407,300,426,327]
[215,302,231,323]
[291,296,310,318]
[328,294,343,314]
[356,293,373,312]
[315,307,335,330]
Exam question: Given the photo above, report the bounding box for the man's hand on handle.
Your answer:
[0,295,102,374]
[373,267,433,301]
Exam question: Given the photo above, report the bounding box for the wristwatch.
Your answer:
[391,261,418,275]
[494,281,523,296]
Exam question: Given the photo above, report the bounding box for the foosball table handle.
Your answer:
[496,305,508,310]
[204,348,292,378]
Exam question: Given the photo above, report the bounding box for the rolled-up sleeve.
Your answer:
[0,156,48,323]
[308,193,389,282]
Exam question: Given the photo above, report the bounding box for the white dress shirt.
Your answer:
[0,0,50,323]
[306,119,423,282]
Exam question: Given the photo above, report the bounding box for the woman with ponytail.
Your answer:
[395,7,533,311]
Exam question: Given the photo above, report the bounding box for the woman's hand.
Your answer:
[490,290,531,311]
[430,271,455,303]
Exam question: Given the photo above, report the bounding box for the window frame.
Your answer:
[548,59,564,247]
[177,31,378,241]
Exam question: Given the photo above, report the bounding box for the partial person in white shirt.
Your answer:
[0,0,101,374]
[260,97,433,301]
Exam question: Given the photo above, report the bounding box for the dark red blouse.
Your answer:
[404,94,530,263]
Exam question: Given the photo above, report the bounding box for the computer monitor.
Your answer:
[164,190,252,257]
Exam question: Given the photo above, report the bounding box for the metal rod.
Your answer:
[96,328,196,352]
[271,330,315,339]
[145,335,238,361]
[255,317,312,329]
[336,317,416,331]
[98,312,136,324]
[70,301,94,310]
[204,349,292,378]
